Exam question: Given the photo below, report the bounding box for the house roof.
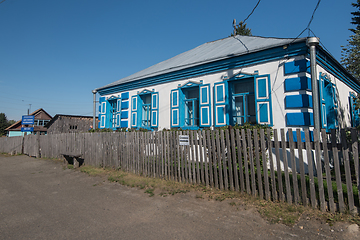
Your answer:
[45,114,98,128]
[96,35,306,91]
[5,108,52,131]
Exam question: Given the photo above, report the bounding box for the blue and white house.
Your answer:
[94,35,360,133]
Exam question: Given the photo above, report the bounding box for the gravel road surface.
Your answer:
[0,154,358,239]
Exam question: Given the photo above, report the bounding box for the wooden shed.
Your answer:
[46,115,98,134]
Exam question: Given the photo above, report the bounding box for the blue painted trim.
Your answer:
[121,101,129,109]
[138,89,153,95]
[97,42,308,95]
[284,59,310,75]
[286,112,314,126]
[287,130,314,142]
[121,111,128,119]
[285,94,312,108]
[121,92,129,100]
[120,120,128,128]
[284,77,311,92]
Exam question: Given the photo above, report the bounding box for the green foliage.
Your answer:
[342,1,360,79]
[230,21,252,36]
[341,30,360,79]
[350,0,360,33]
[144,188,154,197]
[88,128,113,133]
[0,113,13,137]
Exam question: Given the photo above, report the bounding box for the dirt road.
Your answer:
[0,154,358,239]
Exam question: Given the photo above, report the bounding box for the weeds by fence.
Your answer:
[1,128,359,215]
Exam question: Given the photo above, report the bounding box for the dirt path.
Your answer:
[0,154,358,239]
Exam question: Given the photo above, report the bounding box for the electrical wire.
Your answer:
[243,0,261,23]
[289,0,322,45]
[0,0,6,5]
[306,0,321,33]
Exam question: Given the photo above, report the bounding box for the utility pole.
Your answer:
[27,104,31,115]
[307,37,320,130]
[233,19,236,36]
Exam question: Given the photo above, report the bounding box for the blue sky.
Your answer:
[0,0,356,121]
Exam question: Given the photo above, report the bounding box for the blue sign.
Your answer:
[22,115,35,125]
[21,127,34,132]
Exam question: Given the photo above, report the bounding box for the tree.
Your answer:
[0,113,11,136]
[230,21,252,36]
[350,0,360,33]
[341,1,360,80]
[341,31,360,79]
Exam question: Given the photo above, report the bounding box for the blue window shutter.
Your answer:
[319,74,326,129]
[120,120,128,128]
[199,84,211,127]
[121,111,128,119]
[255,75,272,126]
[117,99,121,113]
[171,89,180,127]
[319,73,338,131]
[121,101,129,109]
[121,92,129,100]
[98,97,107,129]
[151,92,159,128]
[131,95,138,128]
[350,93,360,127]
[214,82,228,127]
[116,113,121,127]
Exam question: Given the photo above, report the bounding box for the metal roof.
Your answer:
[96,35,306,91]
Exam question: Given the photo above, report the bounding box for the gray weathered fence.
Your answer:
[1,128,359,214]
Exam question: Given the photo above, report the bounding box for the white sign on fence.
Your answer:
[179,135,189,145]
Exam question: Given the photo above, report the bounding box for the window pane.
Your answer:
[233,79,254,94]
[184,87,199,127]
[234,95,244,125]
[186,88,199,99]
[247,94,255,116]
[141,94,151,127]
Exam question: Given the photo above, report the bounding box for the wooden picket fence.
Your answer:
[1,128,360,214]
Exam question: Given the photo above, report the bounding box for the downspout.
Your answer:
[307,37,321,131]
[92,90,97,130]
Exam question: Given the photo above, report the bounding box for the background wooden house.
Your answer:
[5,108,52,137]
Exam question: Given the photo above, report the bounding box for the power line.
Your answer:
[243,0,261,23]
[0,0,6,5]
[306,0,321,32]
[289,0,322,44]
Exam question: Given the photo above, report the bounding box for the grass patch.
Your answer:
[72,164,360,227]
[256,200,304,225]
[144,188,155,197]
